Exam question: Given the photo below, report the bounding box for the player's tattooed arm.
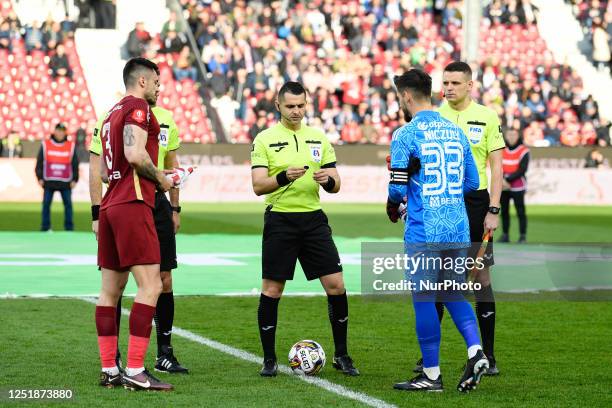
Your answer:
[123,124,172,191]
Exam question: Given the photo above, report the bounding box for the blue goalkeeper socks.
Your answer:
[412,294,441,369]
[444,298,481,349]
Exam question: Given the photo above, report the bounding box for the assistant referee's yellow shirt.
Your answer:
[251,122,337,213]
[89,106,180,171]
[438,101,505,190]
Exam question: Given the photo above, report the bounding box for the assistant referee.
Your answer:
[437,61,505,375]
[251,81,359,377]
[89,103,188,374]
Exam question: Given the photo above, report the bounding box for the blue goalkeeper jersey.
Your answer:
[388,110,479,244]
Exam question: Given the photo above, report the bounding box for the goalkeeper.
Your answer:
[387,70,488,393]
[89,103,189,375]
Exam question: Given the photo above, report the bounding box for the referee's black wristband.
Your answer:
[276,171,290,187]
[91,205,100,221]
[323,176,336,192]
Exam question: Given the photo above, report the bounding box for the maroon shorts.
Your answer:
[98,201,160,271]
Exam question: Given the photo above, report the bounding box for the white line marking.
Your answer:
[80,297,396,408]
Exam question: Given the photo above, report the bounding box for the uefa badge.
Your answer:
[310,145,322,163]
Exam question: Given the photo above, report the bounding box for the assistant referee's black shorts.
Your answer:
[154,192,177,272]
[465,189,494,267]
[262,209,343,281]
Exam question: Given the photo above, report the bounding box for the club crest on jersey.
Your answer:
[159,128,169,147]
[468,125,484,144]
[310,145,322,163]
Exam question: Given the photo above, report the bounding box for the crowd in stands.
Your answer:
[171,0,609,147]
[0,12,76,79]
[566,0,611,73]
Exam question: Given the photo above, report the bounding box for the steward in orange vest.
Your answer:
[35,123,79,231]
[500,128,529,243]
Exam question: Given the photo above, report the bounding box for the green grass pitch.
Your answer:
[0,203,611,407]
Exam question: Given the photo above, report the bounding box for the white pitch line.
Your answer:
[80,297,396,408]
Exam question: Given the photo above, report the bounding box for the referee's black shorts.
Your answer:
[262,209,343,281]
[154,192,177,272]
[465,189,494,267]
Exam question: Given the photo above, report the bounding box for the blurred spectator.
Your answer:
[254,90,276,117]
[592,18,611,72]
[360,115,380,144]
[35,123,78,231]
[49,44,73,79]
[126,22,151,58]
[173,45,197,82]
[0,20,12,51]
[60,13,76,38]
[211,91,240,137]
[543,115,562,146]
[43,20,64,51]
[340,119,362,144]
[162,10,185,40]
[596,117,611,146]
[159,30,184,54]
[24,20,44,53]
[1,130,23,158]
[249,113,268,141]
[584,148,605,168]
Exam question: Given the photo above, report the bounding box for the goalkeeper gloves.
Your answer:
[386,197,401,223]
[166,166,196,188]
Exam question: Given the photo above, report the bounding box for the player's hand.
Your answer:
[38,179,44,188]
[158,174,173,192]
[70,181,76,189]
[172,211,180,234]
[386,197,401,223]
[502,179,511,190]
[313,169,331,185]
[286,166,307,181]
[484,212,499,233]
[92,220,99,241]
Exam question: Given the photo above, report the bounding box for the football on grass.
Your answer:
[288,340,326,376]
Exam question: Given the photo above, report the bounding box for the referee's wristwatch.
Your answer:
[172,206,181,213]
[488,206,500,215]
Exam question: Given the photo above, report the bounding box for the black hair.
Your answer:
[393,69,432,100]
[278,81,306,101]
[122,57,160,87]
[443,61,472,78]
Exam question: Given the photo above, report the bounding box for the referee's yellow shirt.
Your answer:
[251,123,337,213]
[438,101,505,190]
[89,106,180,171]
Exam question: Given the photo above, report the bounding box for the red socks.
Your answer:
[127,302,156,369]
[95,306,117,368]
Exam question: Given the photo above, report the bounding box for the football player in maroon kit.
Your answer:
[94,57,174,391]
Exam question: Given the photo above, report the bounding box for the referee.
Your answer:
[89,103,188,374]
[412,61,505,375]
[251,81,359,377]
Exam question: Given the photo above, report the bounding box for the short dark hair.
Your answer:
[393,69,432,100]
[123,57,160,87]
[278,81,306,101]
[444,61,472,78]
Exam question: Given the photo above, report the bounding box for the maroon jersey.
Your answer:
[100,95,160,209]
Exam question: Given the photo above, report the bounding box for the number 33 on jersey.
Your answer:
[388,111,480,244]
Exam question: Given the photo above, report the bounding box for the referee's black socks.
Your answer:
[475,284,496,359]
[258,294,280,360]
[327,291,349,357]
[154,292,175,356]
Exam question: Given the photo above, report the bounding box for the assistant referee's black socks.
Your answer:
[327,291,349,357]
[258,294,280,360]
[475,284,496,359]
[154,292,175,357]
